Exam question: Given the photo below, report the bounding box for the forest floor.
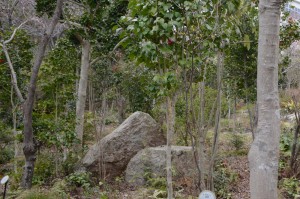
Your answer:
[2,108,295,199]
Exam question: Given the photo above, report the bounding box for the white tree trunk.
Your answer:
[75,39,91,147]
[248,1,281,198]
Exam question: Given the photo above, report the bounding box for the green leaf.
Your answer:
[160,46,172,55]
[127,25,135,31]
[227,2,235,12]
[179,59,186,66]
[206,24,213,30]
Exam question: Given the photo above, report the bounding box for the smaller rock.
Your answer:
[125,146,198,187]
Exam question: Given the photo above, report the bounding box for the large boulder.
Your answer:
[81,111,166,178]
[125,146,198,187]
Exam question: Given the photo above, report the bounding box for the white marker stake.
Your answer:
[0,176,9,185]
[199,190,216,199]
[1,175,9,199]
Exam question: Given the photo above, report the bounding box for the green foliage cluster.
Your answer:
[0,29,33,123]
[66,171,91,189]
[278,127,300,198]
[214,161,238,199]
[229,133,245,151]
[280,128,294,155]
[143,170,167,198]
[280,177,300,199]
[0,147,14,165]
[29,38,80,149]
[0,121,14,166]
[32,153,56,185]
[35,0,57,16]
[121,66,156,113]
[280,12,300,50]
[224,12,258,102]
[144,173,166,191]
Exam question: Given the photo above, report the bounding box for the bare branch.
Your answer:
[4,19,29,44]
[62,20,83,29]
[90,57,101,66]
[113,36,128,52]
[1,43,25,102]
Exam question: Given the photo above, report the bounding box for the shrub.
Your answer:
[214,161,238,199]
[61,152,80,176]
[0,147,14,164]
[280,177,300,199]
[66,171,91,189]
[229,133,244,151]
[32,152,55,185]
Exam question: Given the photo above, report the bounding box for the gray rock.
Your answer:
[125,146,198,186]
[81,111,166,178]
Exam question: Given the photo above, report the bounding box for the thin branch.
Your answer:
[1,43,25,102]
[62,20,84,29]
[90,57,101,65]
[112,36,129,52]
[4,20,30,44]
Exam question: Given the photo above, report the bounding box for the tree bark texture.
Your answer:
[248,1,281,198]
[75,39,91,147]
[21,0,64,189]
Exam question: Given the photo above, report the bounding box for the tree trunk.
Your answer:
[75,39,91,148]
[198,67,207,190]
[21,0,64,189]
[166,94,176,199]
[208,50,223,190]
[117,90,126,124]
[248,1,281,198]
[11,85,18,173]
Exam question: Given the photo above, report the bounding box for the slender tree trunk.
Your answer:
[11,85,18,173]
[208,50,223,190]
[88,76,94,112]
[117,90,126,124]
[248,1,281,198]
[198,67,207,190]
[97,91,107,178]
[75,39,91,148]
[233,96,237,132]
[290,96,300,174]
[21,0,64,189]
[166,94,176,199]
